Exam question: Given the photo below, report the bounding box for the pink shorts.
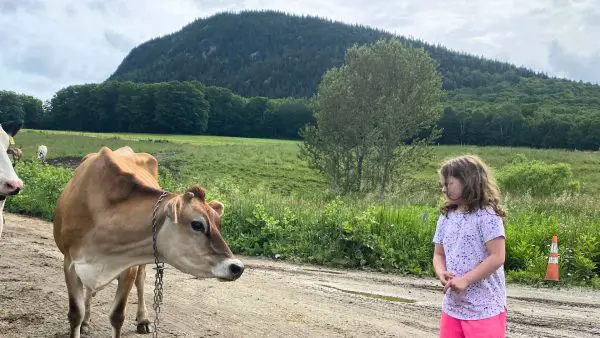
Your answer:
[439,308,507,338]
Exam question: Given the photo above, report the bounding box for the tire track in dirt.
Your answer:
[1,213,599,337]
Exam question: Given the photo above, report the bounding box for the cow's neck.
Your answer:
[73,191,176,290]
[105,191,174,256]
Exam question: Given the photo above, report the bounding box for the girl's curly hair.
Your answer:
[438,154,506,218]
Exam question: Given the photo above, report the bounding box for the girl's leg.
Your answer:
[440,311,465,338]
[461,308,507,338]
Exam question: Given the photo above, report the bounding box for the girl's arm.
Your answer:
[465,237,505,283]
[433,244,454,286]
[433,244,447,275]
[443,237,505,293]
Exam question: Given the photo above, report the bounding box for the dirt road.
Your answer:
[1,213,599,338]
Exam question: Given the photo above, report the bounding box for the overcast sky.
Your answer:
[1,0,598,101]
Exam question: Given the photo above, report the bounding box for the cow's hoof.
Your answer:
[81,323,91,335]
[137,322,152,334]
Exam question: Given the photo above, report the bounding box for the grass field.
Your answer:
[28,129,299,145]
[23,129,600,196]
[6,129,600,288]
[19,129,325,197]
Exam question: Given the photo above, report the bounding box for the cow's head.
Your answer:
[158,185,244,281]
[0,120,24,198]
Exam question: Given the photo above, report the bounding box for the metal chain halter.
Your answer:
[152,190,169,337]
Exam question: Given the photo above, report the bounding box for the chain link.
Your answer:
[152,191,169,338]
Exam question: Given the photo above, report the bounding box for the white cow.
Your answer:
[0,120,24,238]
[37,145,47,163]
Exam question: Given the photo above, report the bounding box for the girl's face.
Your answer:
[442,175,464,204]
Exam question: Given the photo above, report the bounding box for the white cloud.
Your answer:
[0,0,598,101]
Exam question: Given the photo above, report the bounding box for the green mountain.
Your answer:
[108,10,550,98]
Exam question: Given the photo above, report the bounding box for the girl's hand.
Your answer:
[443,276,469,293]
[438,271,455,286]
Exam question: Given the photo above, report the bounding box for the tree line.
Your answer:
[0,90,44,128]
[2,76,600,150]
[438,76,600,150]
[0,82,312,140]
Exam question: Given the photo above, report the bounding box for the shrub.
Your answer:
[497,155,580,197]
[5,159,73,220]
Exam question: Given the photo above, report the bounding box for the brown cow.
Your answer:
[53,146,244,338]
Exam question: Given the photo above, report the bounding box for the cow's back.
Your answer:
[53,146,160,255]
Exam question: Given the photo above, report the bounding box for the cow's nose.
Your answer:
[5,179,23,195]
[228,262,244,278]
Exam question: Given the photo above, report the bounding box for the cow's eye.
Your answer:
[190,221,205,233]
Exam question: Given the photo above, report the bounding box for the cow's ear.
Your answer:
[167,198,181,224]
[208,200,224,217]
[1,120,24,137]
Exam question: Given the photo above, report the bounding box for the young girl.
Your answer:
[432,154,507,338]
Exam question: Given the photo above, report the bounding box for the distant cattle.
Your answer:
[6,147,23,167]
[0,120,24,239]
[37,145,47,163]
[52,146,244,337]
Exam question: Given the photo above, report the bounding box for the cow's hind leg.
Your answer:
[109,267,137,338]
[135,264,152,334]
[64,258,85,338]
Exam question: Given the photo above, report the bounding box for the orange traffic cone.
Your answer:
[544,235,559,281]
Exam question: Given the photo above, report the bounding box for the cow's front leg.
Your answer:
[64,258,85,338]
[81,287,96,335]
[109,267,137,338]
[135,264,152,334]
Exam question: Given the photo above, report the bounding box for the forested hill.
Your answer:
[107,10,547,98]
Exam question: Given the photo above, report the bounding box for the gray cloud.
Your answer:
[0,0,44,14]
[86,0,106,12]
[548,40,600,83]
[3,44,63,80]
[191,0,245,10]
[584,11,600,27]
[104,30,135,52]
[85,0,130,17]
[64,3,76,17]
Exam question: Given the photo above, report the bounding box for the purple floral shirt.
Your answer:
[432,207,507,320]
